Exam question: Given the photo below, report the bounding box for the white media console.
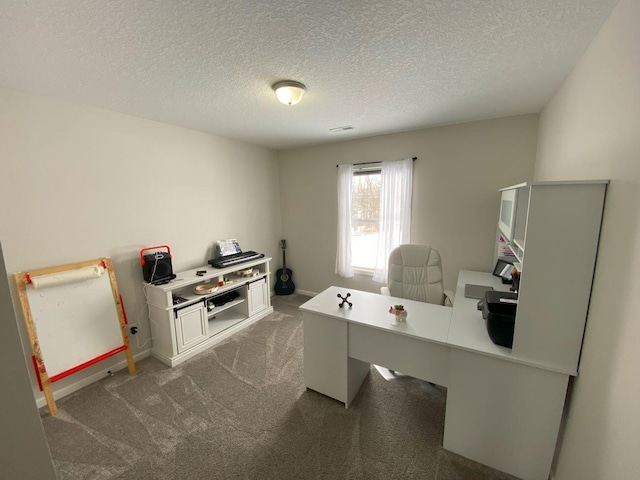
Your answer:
[145,257,273,367]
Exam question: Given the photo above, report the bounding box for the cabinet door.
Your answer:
[247,277,268,316]
[498,189,517,240]
[175,301,207,353]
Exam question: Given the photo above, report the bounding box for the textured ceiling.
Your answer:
[0,1,618,150]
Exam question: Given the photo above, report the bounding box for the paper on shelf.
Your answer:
[217,239,241,256]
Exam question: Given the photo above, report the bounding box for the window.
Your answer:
[336,158,413,282]
[351,169,381,270]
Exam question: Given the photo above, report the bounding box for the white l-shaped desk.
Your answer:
[300,271,571,480]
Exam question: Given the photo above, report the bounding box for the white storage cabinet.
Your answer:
[443,180,608,479]
[146,257,273,367]
[174,301,208,353]
[247,277,269,315]
[494,180,608,374]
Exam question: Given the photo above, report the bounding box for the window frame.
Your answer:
[350,165,382,274]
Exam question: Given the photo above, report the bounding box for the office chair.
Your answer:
[377,244,454,382]
[380,244,454,306]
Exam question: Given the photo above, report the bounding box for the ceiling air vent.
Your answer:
[329,125,354,132]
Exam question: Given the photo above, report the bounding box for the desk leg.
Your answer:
[346,356,370,408]
[444,349,568,480]
[303,312,348,405]
[303,312,370,408]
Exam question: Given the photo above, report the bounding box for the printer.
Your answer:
[479,290,518,348]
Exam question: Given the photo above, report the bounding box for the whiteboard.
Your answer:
[25,271,124,377]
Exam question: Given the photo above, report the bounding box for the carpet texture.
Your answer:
[41,294,518,480]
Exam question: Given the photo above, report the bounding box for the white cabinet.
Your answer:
[496,184,529,262]
[146,257,273,367]
[247,277,268,315]
[498,187,518,240]
[494,181,607,374]
[175,301,207,353]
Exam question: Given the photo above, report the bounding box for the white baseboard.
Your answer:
[292,289,316,297]
[35,349,151,409]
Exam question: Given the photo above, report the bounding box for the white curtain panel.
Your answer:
[335,164,354,278]
[372,158,413,283]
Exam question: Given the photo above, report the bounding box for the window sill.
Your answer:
[352,267,374,276]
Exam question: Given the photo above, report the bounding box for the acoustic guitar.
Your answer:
[274,239,295,295]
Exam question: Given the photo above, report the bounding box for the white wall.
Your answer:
[0,241,56,479]
[535,1,640,478]
[278,114,538,295]
[0,89,282,403]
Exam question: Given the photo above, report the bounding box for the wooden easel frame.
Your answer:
[14,257,136,416]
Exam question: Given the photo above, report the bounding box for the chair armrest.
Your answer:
[444,290,455,307]
[380,286,391,296]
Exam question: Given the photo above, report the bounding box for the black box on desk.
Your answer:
[482,291,518,348]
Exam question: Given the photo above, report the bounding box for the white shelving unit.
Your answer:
[493,180,608,374]
[441,180,608,479]
[146,257,273,367]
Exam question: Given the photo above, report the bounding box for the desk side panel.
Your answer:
[349,323,450,387]
[346,357,371,408]
[513,184,605,373]
[149,305,177,361]
[444,349,568,480]
[303,312,348,404]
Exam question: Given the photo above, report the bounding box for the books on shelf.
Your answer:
[498,234,515,257]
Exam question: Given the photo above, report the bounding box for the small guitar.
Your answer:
[275,239,295,295]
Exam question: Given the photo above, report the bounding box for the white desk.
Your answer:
[300,272,570,480]
[301,287,452,408]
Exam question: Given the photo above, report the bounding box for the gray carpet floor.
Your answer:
[41,294,519,480]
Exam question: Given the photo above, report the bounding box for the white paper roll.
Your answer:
[31,265,105,289]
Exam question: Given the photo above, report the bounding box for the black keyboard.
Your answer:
[208,251,264,268]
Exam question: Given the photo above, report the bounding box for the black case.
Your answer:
[142,252,174,283]
[482,291,518,348]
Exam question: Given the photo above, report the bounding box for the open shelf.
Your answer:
[207,298,245,318]
[512,238,525,251]
[511,239,524,263]
[208,308,247,337]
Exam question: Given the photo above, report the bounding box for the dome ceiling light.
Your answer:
[272,80,306,105]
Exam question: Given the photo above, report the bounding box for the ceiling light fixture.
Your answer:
[272,80,306,105]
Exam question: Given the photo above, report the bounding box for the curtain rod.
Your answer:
[336,157,417,168]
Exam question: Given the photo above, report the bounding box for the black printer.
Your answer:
[478,290,518,348]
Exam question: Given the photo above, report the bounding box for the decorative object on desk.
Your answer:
[337,292,352,308]
[275,239,295,295]
[510,269,521,293]
[194,283,218,295]
[389,305,408,325]
[140,245,176,284]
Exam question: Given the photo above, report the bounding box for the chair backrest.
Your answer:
[386,244,445,305]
